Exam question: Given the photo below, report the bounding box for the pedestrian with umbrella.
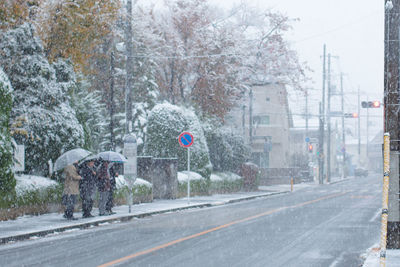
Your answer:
[79,158,97,218]
[97,158,111,216]
[62,162,82,220]
[54,148,91,220]
[96,151,126,215]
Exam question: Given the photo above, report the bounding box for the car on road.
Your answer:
[354,168,368,177]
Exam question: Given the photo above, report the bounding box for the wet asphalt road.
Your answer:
[0,174,381,267]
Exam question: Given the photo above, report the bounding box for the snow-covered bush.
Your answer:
[144,103,212,179]
[203,122,250,173]
[177,171,209,196]
[210,172,243,193]
[0,68,16,207]
[15,175,62,208]
[0,23,84,174]
[115,175,152,204]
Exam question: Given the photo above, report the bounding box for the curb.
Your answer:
[327,178,351,185]
[0,190,289,245]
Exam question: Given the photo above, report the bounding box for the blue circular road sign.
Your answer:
[178,132,194,148]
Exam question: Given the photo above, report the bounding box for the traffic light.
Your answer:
[308,143,313,153]
[361,101,381,108]
[372,100,380,108]
[344,112,358,118]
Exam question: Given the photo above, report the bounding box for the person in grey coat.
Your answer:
[62,162,82,220]
[79,160,97,218]
[97,160,111,216]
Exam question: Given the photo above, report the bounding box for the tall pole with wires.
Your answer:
[385,0,400,248]
[319,45,326,184]
[341,73,346,178]
[327,53,331,183]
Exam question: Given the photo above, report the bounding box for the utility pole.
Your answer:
[305,90,309,137]
[249,88,253,145]
[366,95,369,163]
[125,0,133,133]
[319,44,326,184]
[318,102,324,184]
[327,53,331,183]
[358,87,361,162]
[109,51,115,151]
[385,0,400,248]
[340,73,346,178]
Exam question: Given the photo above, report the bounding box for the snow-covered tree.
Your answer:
[0,23,84,174]
[69,75,105,152]
[0,68,16,207]
[36,0,120,73]
[149,0,242,119]
[203,120,250,173]
[144,103,212,179]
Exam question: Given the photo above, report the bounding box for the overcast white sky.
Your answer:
[209,0,384,138]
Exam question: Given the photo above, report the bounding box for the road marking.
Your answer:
[98,192,347,267]
[370,208,381,222]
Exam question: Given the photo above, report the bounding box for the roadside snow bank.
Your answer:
[210,172,242,182]
[15,175,58,196]
[177,171,204,183]
[115,175,152,189]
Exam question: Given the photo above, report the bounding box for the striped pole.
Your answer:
[380,133,390,266]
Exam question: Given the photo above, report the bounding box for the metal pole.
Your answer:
[319,102,324,184]
[358,87,361,162]
[249,88,253,145]
[341,73,346,178]
[125,0,133,133]
[385,0,400,248]
[187,147,190,204]
[380,133,390,266]
[327,53,331,183]
[367,96,369,165]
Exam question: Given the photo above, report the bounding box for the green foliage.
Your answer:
[178,179,210,197]
[145,103,212,179]
[70,74,105,151]
[0,24,85,175]
[203,121,251,173]
[0,68,16,208]
[210,175,243,194]
[16,184,63,207]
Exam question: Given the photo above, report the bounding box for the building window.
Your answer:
[253,115,270,125]
[251,152,269,168]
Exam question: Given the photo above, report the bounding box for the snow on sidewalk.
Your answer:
[0,189,290,243]
[363,245,400,267]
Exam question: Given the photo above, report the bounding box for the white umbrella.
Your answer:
[97,151,127,163]
[54,148,92,171]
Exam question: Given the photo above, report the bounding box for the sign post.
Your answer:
[178,132,194,204]
[123,133,137,213]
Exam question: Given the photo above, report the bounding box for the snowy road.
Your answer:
[0,175,381,267]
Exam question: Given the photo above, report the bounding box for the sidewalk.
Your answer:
[1,184,304,245]
[363,245,400,267]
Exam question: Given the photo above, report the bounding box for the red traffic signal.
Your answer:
[361,101,381,108]
[308,144,313,153]
[344,113,358,118]
[372,101,380,108]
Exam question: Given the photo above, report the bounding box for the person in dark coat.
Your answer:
[106,163,119,214]
[79,160,97,218]
[62,162,81,220]
[97,160,111,216]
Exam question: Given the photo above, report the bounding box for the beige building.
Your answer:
[227,83,292,168]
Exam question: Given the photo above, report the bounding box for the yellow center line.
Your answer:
[98,192,347,267]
